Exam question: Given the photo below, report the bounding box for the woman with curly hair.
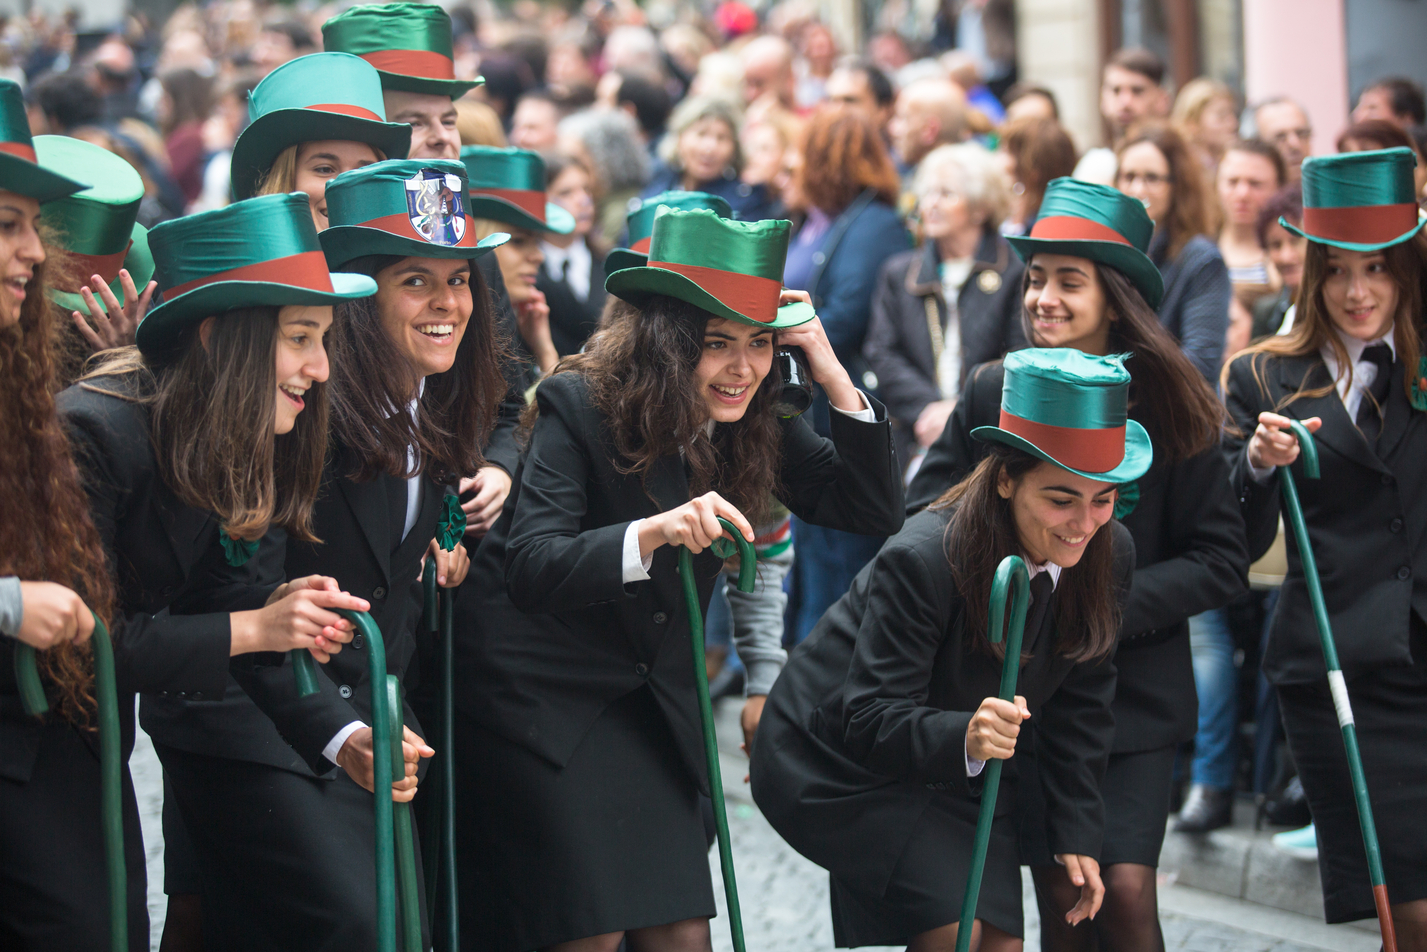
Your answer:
[452,208,903,951]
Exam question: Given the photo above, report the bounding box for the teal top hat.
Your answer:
[320,159,509,270]
[460,146,575,234]
[230,52,413,200]
[322,3,482,99]
[35,136,154,312]
[1283,147,1426,251]
[605,190,735,274]
[0,79,85,202]
[137,193,377,356]
[1006,178,1164,309]
[971,348,1152,483]
[605,207,815,328]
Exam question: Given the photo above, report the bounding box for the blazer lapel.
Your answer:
[153,486,214,582]
[337,475,392,584]
[1376,359,1414,462]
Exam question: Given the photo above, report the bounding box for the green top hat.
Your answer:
[137,192,377,356]
[320,159,509,270]
[605,207,815,328]
[230,52,413,200]
[0,79,85,202]
[460,146,575,234]
[322,3,482,99]
[1006,178,1164,309]
[35,135,154,312]
[1282,147,1426,251]
[971,348,1152,483]
[605,190,735,274]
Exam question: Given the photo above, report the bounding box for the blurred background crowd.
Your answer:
[6,0,1427,856]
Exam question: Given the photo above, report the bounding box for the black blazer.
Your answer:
[535,242,607,358]
[1224,351,1427,683]
[862,231,1027,469]
[750,508,1130,898]
[480,253,526,478]
[453,371,904,788]
[0,383,266,784]
[906,362,1249,750]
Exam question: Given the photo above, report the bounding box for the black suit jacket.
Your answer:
[454,371,904,789]
[0,383,266,784]
[535,243,607,358]
[1224,351,1427,683]
[906,362,1248,750]
[480,254,526,478]
[750,509,1130,897]
[862,231,1027,468]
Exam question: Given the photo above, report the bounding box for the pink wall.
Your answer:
[1243,0,1348,158]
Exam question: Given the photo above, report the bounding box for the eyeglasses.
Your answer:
[1116,171,1172,188]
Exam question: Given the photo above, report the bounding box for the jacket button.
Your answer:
[160,585,174,597]
[339,684,354,699]
[372,587,386,599]
[1382,474,1395,486]
[653,612,668,624]
[1391,518,1404,533]
[1399,566,1412,580]
[352,634,364,650]
[635,663,649,677]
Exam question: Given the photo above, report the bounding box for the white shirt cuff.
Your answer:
[323,720,367,765]
[829,389,877,423]
[966,740,986,777]
[622,519,654,583]
[1246,446,1275,484]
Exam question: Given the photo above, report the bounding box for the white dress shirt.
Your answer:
[541,239,592,302]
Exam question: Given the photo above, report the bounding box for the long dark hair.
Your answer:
[1021,260,1224,462]
[525,295,785,525]
[81,308,329,542]
[1116,122,1215,259]
[2,248,116,723]
[931,442,1119,663]
[328,257,504,484]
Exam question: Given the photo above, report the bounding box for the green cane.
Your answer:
[387,675,425,952]
[955,556,1030,952]
[677,516,756,952]
[1277,421,1398,952]
[15,612,129,952]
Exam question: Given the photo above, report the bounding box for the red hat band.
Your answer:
[360,49,457,81]
[1301,204,1420,245]
[648,259,782,325]
[1028,215,1132,245]
[998,410,1126,472]
[166,250,335,298]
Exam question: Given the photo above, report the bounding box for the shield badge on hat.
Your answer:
[405,169,466,246]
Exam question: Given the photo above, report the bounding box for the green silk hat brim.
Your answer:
[321,227,508,270]
[230,110,413,200]
[1,151,87,203]
[1005,234,1165,310]
[971,417,1153,483]
[50,222,153,312]
[137,272,376,356]
[604,247,648,274]
[377,70,482,98]
[605,264,815,329]
[1280,214,1427,253]
[467,195,575,235]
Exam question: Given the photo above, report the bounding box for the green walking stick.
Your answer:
[387,674,425,952]
[955,556,1030,952]
[677,516,756,952]
[15,612,128,952]
[1277,421,1398,952]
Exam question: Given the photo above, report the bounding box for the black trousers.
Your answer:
[158,743,429,952]
[0,719,148,952]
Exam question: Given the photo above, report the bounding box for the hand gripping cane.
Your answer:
[15,612,128,952]
[955,556,1030,952]
[677,516,757,952]
[1277,421,1398,952]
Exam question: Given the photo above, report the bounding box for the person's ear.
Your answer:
[198,316,217,352]
[996,466,1015,500]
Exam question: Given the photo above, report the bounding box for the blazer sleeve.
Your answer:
[1222,354,1283,561]
[777,394,905,537]
[815,207,910,358]
[905,364,992,512]
[1119,448,1249,638]
[1032,522,1132,858]
[1170,246,1231,383]
[862,257,940,426]
[503,376,632,613]
[839,538,981,791]
[62,404,231,699]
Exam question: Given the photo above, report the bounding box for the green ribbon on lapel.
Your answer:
[436,494,465,552]
[1114,480,1139,520]
[221,533,259,568]
[1411,356,1427,412]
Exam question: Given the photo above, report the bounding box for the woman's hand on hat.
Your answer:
[232,575,367,662]
[1247,412,1322,471]
[1055,854,1104,925]
[71,268,156,354]
[776,311,862,414]
[638,491,754,560]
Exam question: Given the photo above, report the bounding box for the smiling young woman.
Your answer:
[752,349,1144,951]
[907,179,1247,952]
[1224,147,1427,942]
[450,208,904,952]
